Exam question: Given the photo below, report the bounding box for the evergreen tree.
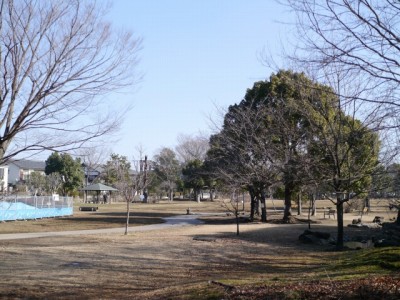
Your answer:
[45,152,84,196]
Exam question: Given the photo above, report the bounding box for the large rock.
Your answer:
[344,240,373,250]
[374,222,400,247]
[373,216,384,225]
[348,223,381,229]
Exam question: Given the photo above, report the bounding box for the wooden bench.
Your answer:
[79,206,98,211]
[324,208,336,219]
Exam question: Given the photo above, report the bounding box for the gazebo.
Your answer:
[81,183,118,203]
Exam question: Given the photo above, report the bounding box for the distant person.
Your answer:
[365,196,370,212]
[103,193,108,204]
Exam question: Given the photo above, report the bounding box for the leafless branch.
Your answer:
[0,0,142,163]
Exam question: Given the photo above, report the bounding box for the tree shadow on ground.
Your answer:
[197,215,383,251]
[59,211,170,225]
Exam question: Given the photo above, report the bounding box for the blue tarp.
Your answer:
[0,201,73,221]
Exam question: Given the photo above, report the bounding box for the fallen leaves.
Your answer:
[226,276,400,300]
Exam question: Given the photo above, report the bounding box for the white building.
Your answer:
[7,159,46,185]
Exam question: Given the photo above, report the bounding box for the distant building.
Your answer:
[0,165,9,192]
[7,159,46,185]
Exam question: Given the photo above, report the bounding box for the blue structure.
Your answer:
[0,196,73,221]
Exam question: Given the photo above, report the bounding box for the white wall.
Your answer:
[7,163,20,185]
[0,166,8,192]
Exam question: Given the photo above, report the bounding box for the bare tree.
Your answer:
[45,172,63,195]
[175,133,209,164]
[282,0,400,99]
[0,0,141,163]
[221,190,244,236]
[76,146,110,173]
[280,0,400,155]
[293,73,381,249]
[206,101,278,222]
[109,150,149,235]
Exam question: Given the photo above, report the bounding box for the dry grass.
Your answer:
[0,198,398,299]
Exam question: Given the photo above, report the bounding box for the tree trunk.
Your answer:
[0,141,10,164]
[297,192,302,215]
[336,200,344,250]
[260,192,267,223]
[255,198,260,216]
[283,183,292,221]
[235,211,240,236]
[196,189,200,202]
[307,198,312,230]
[311,193,316,216]
[249,187,256,221]
[125,199,130,235]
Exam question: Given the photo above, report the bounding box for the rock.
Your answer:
[373,222,400,247]
[373,216,384,225]
[348,223,380,229]
[344,240,373,250]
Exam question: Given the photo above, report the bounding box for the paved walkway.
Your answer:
[0,214,205,241]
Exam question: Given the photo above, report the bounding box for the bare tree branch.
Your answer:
[0,0,142,163]
[175,133,209,164]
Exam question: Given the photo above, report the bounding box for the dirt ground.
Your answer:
[0,200,397,299]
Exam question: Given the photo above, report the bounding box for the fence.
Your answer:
[0,195,73,221]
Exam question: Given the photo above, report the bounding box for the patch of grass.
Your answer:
[327,247,400,279]
[185,286,225,300]
[145,283,225,300]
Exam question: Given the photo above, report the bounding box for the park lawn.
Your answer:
[0,199,399,299]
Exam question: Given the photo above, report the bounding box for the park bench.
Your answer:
[324,208,336,219]
[79,206,98,212]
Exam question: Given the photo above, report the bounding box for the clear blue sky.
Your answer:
[107,0,291,159]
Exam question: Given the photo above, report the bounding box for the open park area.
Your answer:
[0,199,399,299]
[1,1,400,298]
